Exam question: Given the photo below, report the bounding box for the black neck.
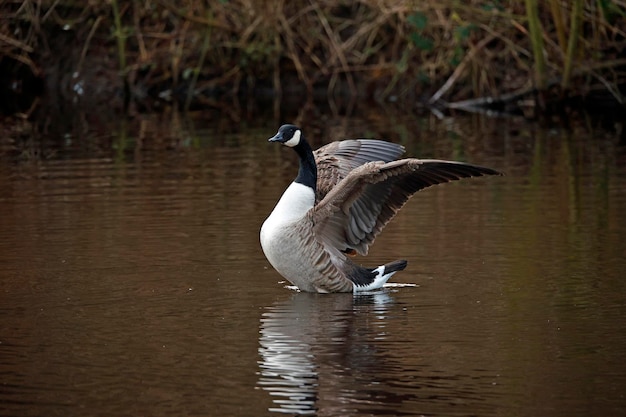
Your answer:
[293,139,317,191]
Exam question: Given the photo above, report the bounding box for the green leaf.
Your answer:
[450,46,464,66]
[407,12,428,31]
[410,33,433,51]
[417,70,430,84]
[455,23,477,41]
[481,1,504,12]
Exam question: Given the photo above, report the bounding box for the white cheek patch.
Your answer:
[284,129,301,147]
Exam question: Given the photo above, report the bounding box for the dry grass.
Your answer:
[1,0,625,110]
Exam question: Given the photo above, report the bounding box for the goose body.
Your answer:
[260,124,502,293]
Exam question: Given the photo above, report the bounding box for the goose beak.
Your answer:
[268,132,282,142]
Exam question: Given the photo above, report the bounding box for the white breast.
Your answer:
[262,182,314,228]
[260,182,315,255]
[261,182,315,272]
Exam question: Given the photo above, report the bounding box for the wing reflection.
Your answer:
[257,291,395,415]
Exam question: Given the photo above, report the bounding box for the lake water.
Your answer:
[1,108,625,416]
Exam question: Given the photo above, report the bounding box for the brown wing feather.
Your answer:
[313,159,502,256]
[314,140,404,203]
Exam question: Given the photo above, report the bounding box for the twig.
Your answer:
[0,33,34,53]
[591,73,624,104]
[76,15,103,75]
[429,35,495,104]
[184,10,212,112]
[562,0,584,89]
[445,86,537,111]
[310,1,356,96]
[525,0,547,90]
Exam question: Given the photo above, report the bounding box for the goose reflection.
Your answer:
[257,291,395,415]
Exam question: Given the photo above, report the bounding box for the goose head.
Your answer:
[268,124,317,191]
[268,124,302,148]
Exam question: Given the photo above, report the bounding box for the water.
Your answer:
[1,111,625,416]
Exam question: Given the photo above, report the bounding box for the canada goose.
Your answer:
[260,124,502,293]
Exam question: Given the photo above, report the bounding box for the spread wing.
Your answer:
[314,140,405,204]
[312,159,502,256]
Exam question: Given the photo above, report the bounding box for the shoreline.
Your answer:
[1,1,625,118]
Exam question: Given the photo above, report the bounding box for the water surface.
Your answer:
[1,112,625,416]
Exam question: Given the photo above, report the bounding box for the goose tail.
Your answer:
[353,260,407,292]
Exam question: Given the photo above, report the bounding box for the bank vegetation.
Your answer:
[1,0,625,116]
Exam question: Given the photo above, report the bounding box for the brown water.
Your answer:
[1,111,625,416]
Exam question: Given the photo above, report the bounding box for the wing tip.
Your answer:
[416,159,504,178]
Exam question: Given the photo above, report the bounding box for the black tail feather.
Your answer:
[348,259,408,287]
[383,259,407,274]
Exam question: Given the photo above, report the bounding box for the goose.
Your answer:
[260,124,502,293]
